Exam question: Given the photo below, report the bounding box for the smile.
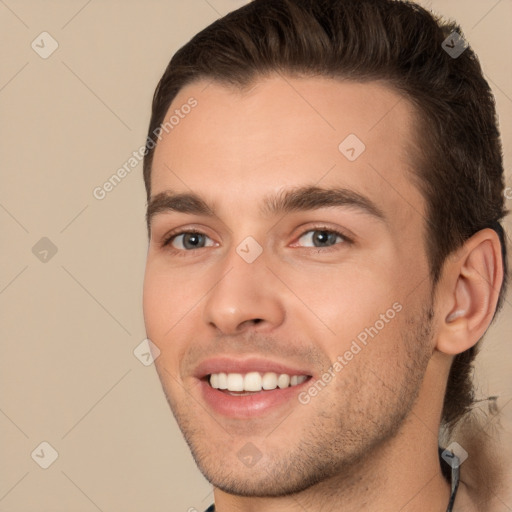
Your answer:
[209,371,309,393]
[194,358,313,418]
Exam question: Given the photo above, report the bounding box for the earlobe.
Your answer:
[436,229,503,356]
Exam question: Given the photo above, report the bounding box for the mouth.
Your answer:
[194,358,314,418]
[207,371,309,395]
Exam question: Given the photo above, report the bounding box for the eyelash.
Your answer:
[161,226,353,255]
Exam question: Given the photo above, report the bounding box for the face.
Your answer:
[143,76,436,496]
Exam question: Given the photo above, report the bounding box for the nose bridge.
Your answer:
[202,241,285,334]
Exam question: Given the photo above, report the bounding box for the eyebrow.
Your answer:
[146,185,386,230]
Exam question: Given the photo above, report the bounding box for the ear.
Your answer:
[435,228,504,355]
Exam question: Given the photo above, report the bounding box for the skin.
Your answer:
[143,76,502,511]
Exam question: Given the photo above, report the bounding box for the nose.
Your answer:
[202,248,285,336]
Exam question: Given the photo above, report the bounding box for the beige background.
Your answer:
[0,0,510,510]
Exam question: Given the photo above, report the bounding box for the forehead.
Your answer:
[150,75,426,230]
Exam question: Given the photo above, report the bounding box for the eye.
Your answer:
[295,228,348,248]
[165,231,215,250]
[161,227,350,253]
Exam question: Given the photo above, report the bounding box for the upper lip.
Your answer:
[194,357,313,379]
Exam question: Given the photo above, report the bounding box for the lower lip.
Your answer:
[199,379,311,418]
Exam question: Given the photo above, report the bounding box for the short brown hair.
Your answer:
[143,0,508,431]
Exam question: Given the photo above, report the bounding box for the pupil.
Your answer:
[184,233,203,249]
[314,231,335,247]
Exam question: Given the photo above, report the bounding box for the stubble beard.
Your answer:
[160,304,434,498]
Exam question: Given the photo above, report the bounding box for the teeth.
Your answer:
[296,375,307,385]
[226,373,244,391]
[217,372,228,390]
[244,372,262,392]
[277,374,291,388]
[209,372,308,392]
[262,372,277,390]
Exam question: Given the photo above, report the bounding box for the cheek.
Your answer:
[288,263,401,345]
[143,262,206,373]
[142,264,184,361]
[143,260,198,334]
[142,267,166,339]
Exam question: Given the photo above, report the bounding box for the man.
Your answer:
[141,0,509,510]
